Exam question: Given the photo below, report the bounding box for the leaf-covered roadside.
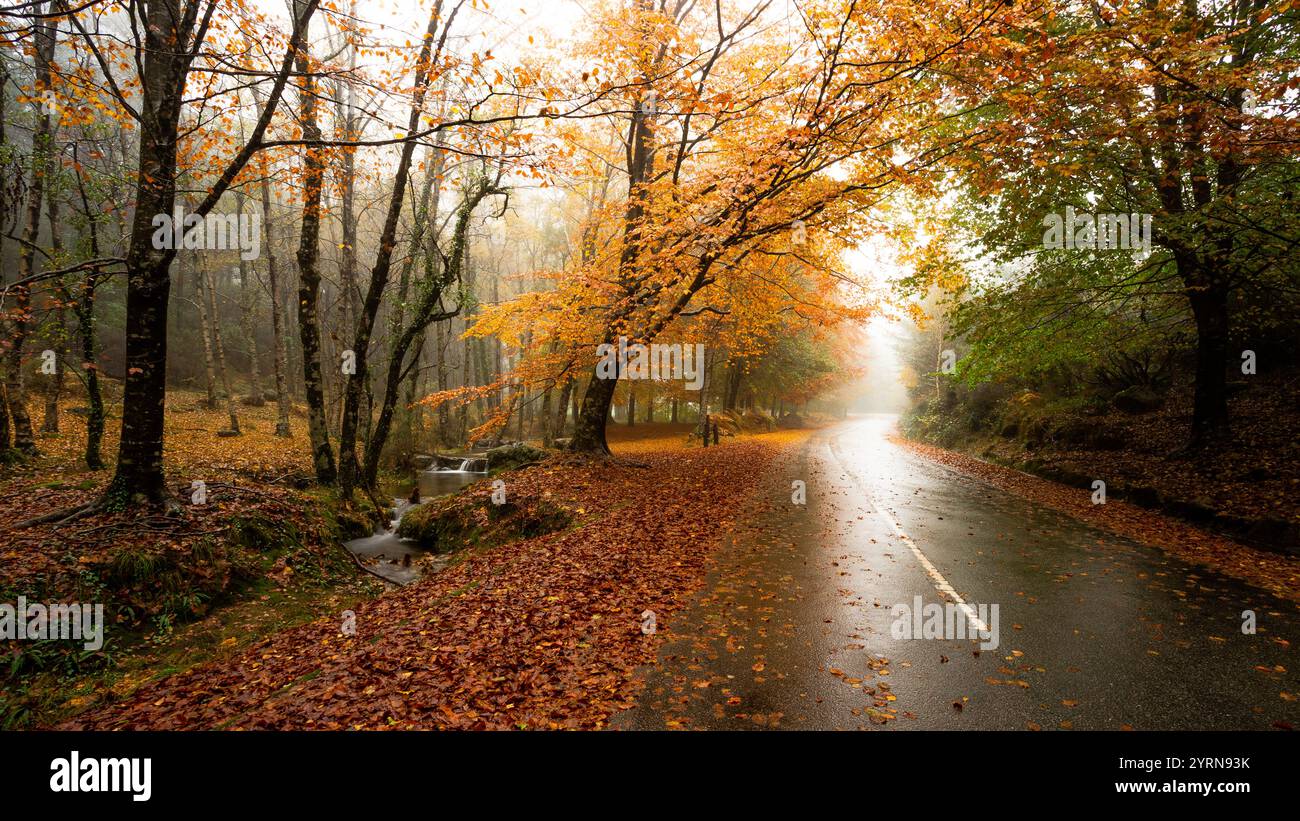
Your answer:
[60,431,810,730]
[895,436,1300,606]
[904,379,1300,542]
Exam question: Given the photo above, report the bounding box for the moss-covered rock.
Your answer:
[1112,386,1164,414]
[485,443,549,471]
[397,489,571,553]
[334,507,375,540]
[229,513,291,550]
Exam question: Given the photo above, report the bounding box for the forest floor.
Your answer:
[1,392,812,729]
[0,390,384,728]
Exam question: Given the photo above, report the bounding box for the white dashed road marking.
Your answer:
[828,432,989,634]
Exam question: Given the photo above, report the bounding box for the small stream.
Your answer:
[343,457,489,585]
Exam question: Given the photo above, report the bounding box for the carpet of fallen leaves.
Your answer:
[0,476,336,619]
[58,429,812,730]
[19,390,314,480]
[1,393,320,605]
[895,436,1300,605]
[984,378,1300,529]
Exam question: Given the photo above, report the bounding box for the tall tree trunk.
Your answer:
[70,142,105,469]
[569,36,658,453]
[539,386,553,446]
[105,0,317,507]
[435,319,452,445]
[1186,273,1230,446]
[0,383,10,456]
[294,29,338,483]
[193,255,220,409]
[237,253,264,405]
[201,260,240,434]
[571,376,618,455]
[338,1,446,498]
[401,331,427,450]
[474,336,491,422]
[539,343,557,447]
[552,377,573,440]
[571,380,582,434]
[42,194,67,434]
[696,347,713,444]
[332,0,361,353]
[724,363,743,411]
[112,241,176,503]
[259,161,292,437]
[6,6,56,457]
[458,318,471,445]
[42,318,67,434]
[76,280,105,470]
[0,63,9,455]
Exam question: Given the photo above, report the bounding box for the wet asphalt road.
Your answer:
[613,415,1299,730]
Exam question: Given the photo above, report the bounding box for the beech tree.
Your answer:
[915,0,1300,447]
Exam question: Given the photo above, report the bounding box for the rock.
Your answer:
[396,493,570,552]
[485,443,548,470]
[1112,386,1164,414]
[335,508,373,540]
[469,437,520,450]
[776,413,805,429]
[1126,486,1163,508]
[1090,430,1128,450]
[427,453,485,471]
[1053,419,1093,446]
[1244,519,1300,557]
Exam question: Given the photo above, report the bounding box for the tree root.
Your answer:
[363,483,386,523]
[341,543,398,585]
[8,486,185,531]
[8,499,104,530]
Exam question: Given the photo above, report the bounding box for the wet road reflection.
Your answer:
[615,416,1299,730]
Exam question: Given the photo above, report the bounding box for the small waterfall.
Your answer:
[345,454,487,587]
[447,457,488,473]
[390,499,415,528]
